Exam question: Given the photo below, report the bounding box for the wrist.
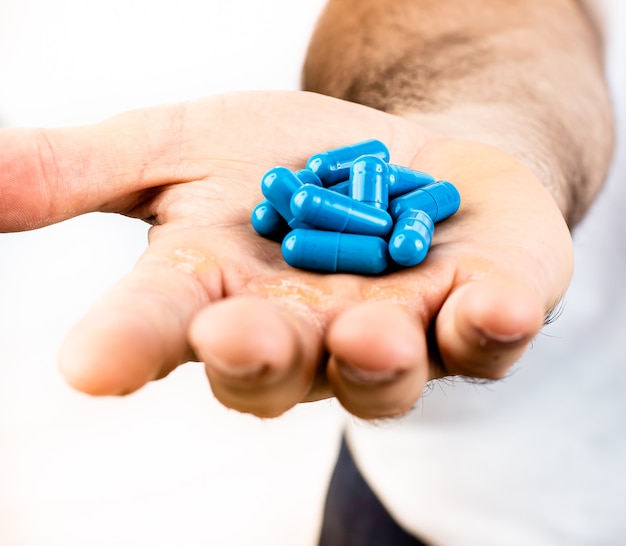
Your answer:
[303,0,615,227]
[399,100,614,227]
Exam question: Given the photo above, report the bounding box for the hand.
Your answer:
[0,91,573,419]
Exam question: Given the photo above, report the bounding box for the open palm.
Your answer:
[0,91,573,418]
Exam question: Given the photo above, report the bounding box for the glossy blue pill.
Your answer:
[260,166,305,222]
[328,180,350,195]
[305,139,390,186]
[389,209,434,267]
[250,199,288,240]
[290,185,392,237]
[260,166,321,227]
[389,181,460,222]
[282,229,388,275]
[387,165,436,197]
[349,155,389,210]
[295,169,323,187]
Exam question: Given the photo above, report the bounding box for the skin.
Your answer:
[0,1,613,419]
[304,0,613,225]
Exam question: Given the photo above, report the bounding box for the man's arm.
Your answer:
[303,0,614,226]
[0,1,613,419]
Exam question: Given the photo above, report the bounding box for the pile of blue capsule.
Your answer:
[250,139,460,275]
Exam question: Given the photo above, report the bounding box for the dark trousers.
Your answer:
[318,438,429,546]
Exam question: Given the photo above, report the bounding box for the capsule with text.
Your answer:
[251,139,461,274]
[290,184,393,237]
[305,139,390,186]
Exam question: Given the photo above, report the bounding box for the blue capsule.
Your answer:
[305,139,390,186]
[260,166,322,226]
[261,166,305,222]
[282,229,388,275]
[327,180,350,195]
[250,199,288,240]
[252,140,460,274]
[387,165,435,197]
[290,184,392,237]
[349,155,389,210]
[389,181,460,222]
[295,169,323,187]
[388,209,434,267]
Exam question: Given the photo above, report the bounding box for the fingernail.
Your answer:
[476,328,526,346]
[207,356,267,380]
[336,362,403,387]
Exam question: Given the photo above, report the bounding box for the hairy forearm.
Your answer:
[303,0,614,226]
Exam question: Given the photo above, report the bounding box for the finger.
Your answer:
[326,302,429,420]
[435,276,546,379]
[0,110,201,232]
[0,92,422,231]
[58,230,223,395]
[189,296,323,418]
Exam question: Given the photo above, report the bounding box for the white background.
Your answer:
[0,1,346,545]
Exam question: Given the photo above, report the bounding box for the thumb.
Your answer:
[0,105,197,232]
[434,276,547,379]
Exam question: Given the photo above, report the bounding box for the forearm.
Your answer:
[303,0,613,226]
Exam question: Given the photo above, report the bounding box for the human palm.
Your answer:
[0,91,573,418]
